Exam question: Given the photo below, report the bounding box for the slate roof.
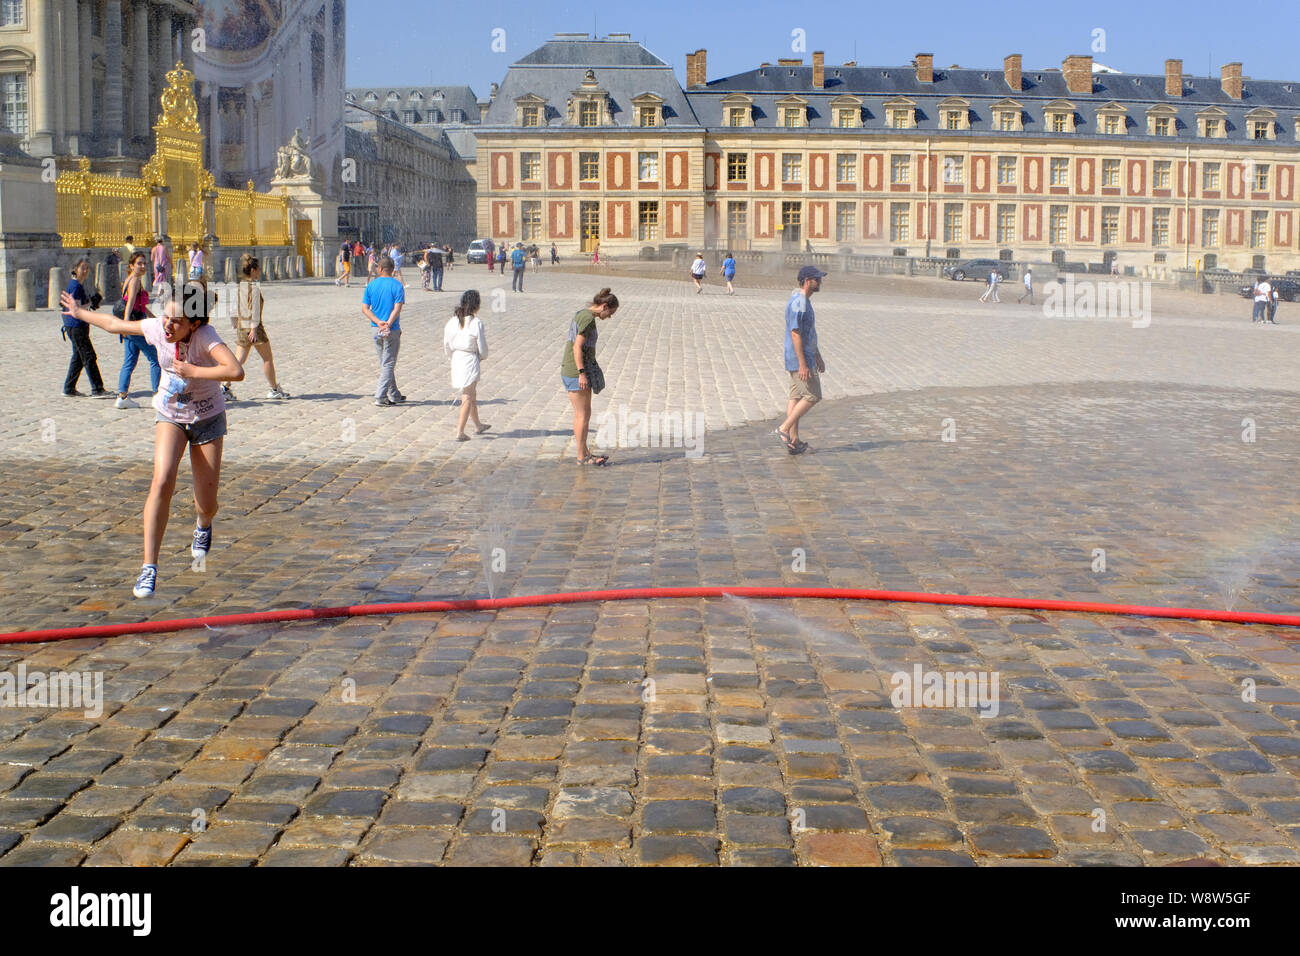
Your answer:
[691,64,1300,142]
[481,37,699,128]
[346,85,481,125]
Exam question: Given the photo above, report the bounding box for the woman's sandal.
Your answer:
[476,424,492,434]
[578,454,610,466]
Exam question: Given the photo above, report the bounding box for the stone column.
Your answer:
[150,5,168,114]
[131,0,150,144]
[205,83,219,179]
[180,15,195,71]
[29,0,57,156]
[104,0,124,147]
[78,0,92,143]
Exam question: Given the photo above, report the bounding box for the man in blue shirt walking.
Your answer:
[362,256,406,406]
[776,266,826,455]
[511,242,527,292]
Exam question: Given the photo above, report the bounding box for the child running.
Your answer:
[61,279,244,598]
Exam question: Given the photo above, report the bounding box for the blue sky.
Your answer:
[347,0,1292,99]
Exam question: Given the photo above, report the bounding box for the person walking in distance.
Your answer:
[1269,282,1280,324]
[336,241,352,288]
[150,237,171,294]
[61,278,244,599]
[551,243,559,265]
[722,251,737,295]
[499,244,508,275]
[592,243,600,267]
[444,244,454,271]
[61,257,112,398]
[364,256,406,406]
[187,242,205,280]
[115,251,163,408]
[419,249,432,291]
[1018,267,1034,305]
[444,290,491,441]
[430,246,445,291]
[562,288,620,465]
[486,244,495,273]
[511,242,526,292]
[979,267,1001,303]
[690,253,707,294]
[230,255,289,401]
[1252,276,1271,323]
[776,266,827,455]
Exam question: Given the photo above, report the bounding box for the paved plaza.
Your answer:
[1,265,1300,865]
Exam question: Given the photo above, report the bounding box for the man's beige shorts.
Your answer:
[236,324,269,349]
[788,370,822,405]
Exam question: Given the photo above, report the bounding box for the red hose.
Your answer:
[2,587,1298,646]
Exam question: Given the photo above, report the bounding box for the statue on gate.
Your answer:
[274,128,315,181]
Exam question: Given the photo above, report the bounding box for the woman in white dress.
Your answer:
[443,289,490,441]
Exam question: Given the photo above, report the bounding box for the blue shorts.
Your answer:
[562,374,583,392]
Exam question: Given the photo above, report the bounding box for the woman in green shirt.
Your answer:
[561,287,619,465]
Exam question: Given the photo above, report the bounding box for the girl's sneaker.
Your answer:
[133,564,158,598]
[192,524,212,559]
[267,385,290,400]
[222,384,237,402]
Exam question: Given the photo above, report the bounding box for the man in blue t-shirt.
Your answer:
[776,265,826,455]
[511,242,526,292]
[362,256,406,406]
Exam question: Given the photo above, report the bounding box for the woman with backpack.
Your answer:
[61,277,244,598]
[114,251,163,409]
[227,254,289,401]
[444,289,490,441]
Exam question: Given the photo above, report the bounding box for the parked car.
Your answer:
[465,239,490,264]
[943,258,1010,281]
[1236,277,1300,301]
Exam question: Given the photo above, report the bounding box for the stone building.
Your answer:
[345,85,480,136]
[475,33,703,254]
[476,34,1300,272]
[0,0,200,170]
[192,0,346,198]
[340,102,475,247]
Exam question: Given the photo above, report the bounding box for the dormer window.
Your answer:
[515,93,547,128]
[884,97,916,130]
[632,92,665,128]
[991,99,1023,132]
[938,98,970,131]
[580,101,599,126]
[450,109,465,123]
[830,95,863,128]
[1146,105,1176,137]
[1246,108,1277,140]
[1197,107,1227,138]
[722,93,754,128]
[1044,100,1076,133]
[364,92,377,103]
[1097,102,1127,135]
[777,96,808,128]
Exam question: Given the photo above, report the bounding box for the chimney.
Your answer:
[1003,54,1022,91]
[915,53,934,83]
[686,49,707,89]
[1165,59,1182,97]
[777,58,802,66]
[1221,62,1242,99]
[1063,54,1093,94]
[813,51,824,89]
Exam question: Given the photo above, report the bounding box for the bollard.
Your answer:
[262,257,273,281]
[94,263,106,298]
[49,267,66,308]
[296,255,305,278]
[278,255,288,279]
[15,268,35,311]
[224,257,235,283]
[287,256,297,279]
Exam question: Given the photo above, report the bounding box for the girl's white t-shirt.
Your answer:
[141,317,226,424]
[691,259,706,276]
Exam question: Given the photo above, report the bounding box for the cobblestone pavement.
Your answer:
[1,269,1299,865]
